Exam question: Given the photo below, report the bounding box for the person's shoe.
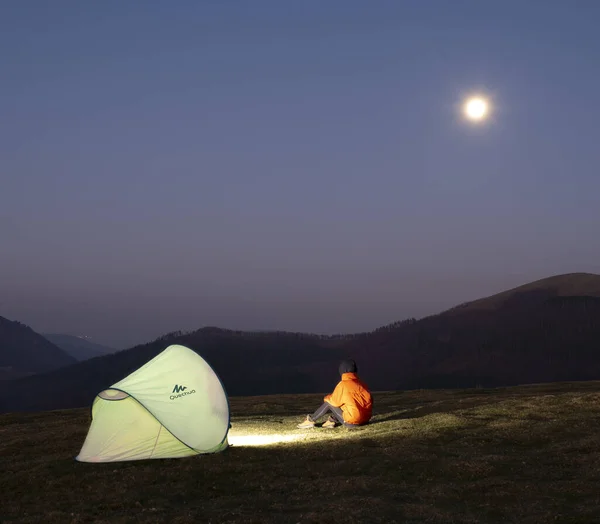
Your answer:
[297,415,316,429]
[322,416,338,429]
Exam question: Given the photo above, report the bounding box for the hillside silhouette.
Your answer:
[351,272,600,390]
[0,316,76,380]
[1,272,600,412]
[0,327,348,412]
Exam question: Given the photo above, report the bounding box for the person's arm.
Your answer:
[324,382,345,407]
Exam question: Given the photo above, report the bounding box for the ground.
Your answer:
[2,382,600,523]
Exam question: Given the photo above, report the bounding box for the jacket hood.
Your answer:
[339,359,357,376]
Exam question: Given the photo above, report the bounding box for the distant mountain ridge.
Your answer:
[0,317,77,378]
[0,327,348,412]
[43,334,117,362]
[1,272,600,413]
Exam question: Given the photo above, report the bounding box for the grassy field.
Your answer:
[2,382,600,523]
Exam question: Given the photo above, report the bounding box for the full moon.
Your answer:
[463,96,489,121]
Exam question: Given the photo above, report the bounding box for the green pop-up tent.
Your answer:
[76,344,230,462]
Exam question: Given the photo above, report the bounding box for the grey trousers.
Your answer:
[311,402,345,424]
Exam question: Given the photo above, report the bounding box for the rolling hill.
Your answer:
[1,272,600,413]
[351,272,600,390]
[447,272,600,313]
[43,334,118,361]
[0,316,77,380]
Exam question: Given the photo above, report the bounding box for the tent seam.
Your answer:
[149,425,162,458]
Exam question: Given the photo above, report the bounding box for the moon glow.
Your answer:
[463,96,490,121]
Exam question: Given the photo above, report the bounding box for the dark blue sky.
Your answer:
[2,1,600,348]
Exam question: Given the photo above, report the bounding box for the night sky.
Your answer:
[2,1,600,348]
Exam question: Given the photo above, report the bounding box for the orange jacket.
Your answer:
[324,372,372,425]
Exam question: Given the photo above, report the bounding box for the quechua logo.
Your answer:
[170,384,196,400]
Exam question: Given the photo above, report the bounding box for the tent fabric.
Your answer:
[76,344,230,463]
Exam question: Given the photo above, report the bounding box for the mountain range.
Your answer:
[43,334,117,361]
[1,272,600,413]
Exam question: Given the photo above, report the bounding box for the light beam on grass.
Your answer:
[228,433,307,447]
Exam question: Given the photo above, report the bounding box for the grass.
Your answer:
[3,382,600,523]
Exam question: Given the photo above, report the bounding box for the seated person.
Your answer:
[297,359,372,428]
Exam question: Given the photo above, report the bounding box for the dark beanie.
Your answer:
[339,359,357,375]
